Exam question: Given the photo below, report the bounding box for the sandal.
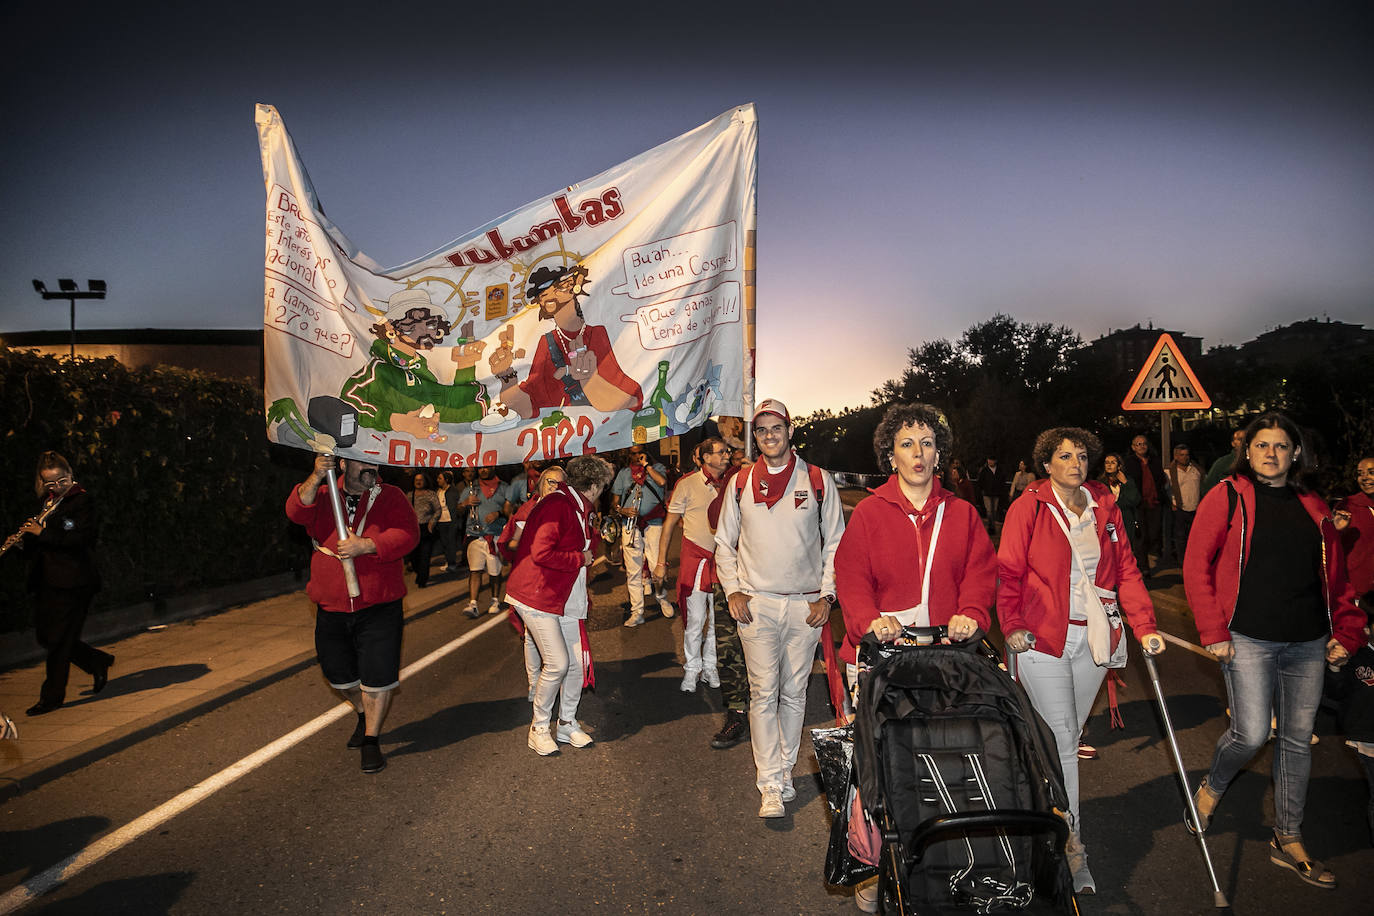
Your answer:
[1269,833,1337,890]
[1185,777,1220,836]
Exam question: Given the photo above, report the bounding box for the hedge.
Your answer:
[0,345,314,634]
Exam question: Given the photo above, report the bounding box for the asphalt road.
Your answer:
[1,556,1370,913]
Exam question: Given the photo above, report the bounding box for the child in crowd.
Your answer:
[1326,604,1374,846]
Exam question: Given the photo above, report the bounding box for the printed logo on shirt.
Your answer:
[759,479,770,498]
[62,518,75,531]
[1356,663,1374,687]
[794,489,809,510]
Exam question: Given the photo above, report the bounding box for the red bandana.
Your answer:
[479,477,501,499]
[751,453,796,509]
[629,464,647,484]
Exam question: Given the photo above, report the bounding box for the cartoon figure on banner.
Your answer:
[339,288,487,438]
[487,264,643,420]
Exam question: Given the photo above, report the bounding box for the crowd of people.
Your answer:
[9,404,1371,906]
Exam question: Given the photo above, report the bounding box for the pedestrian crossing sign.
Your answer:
[1121,333,1211,410]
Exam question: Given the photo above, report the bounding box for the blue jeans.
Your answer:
[1207,633,1327,835]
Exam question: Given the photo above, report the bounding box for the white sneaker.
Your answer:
[703,668,721,689]
[463,600,480,619]
[759,786,785,818]
[855,878,880,913]
[658,597,676,618]
[555,720,594,748]
[528,724,559,756]
[780,781,796,803]
[488,599,501,615]
[680,671,699,692]
[624,614,646,628]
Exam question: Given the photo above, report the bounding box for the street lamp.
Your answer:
[32,278,107,359]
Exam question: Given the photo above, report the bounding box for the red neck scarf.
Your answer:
[629,464,648,484]
[751,452,796,509]
[479,476,501,499]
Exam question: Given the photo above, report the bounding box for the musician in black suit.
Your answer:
[20,451,113,716]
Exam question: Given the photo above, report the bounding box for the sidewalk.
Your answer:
[0,568,477,799]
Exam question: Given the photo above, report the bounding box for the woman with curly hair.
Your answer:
[997,427,1164,894]
[836,402,996,662]
[1183,412,1362,889]
[834,403,997,913]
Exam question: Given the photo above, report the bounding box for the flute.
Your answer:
[0,495,63,558]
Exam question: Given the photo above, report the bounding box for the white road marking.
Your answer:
[0,613,509,913]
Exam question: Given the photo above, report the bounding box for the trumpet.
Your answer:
[0,496,63,558]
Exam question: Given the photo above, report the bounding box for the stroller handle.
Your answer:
[906,809,1069,862]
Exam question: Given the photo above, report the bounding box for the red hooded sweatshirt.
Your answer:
[1183,475,1364,652]
[997,478,1157,659]
[835,477,996,665]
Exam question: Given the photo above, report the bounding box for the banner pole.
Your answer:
[323,467,362,598]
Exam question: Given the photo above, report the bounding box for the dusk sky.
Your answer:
[3,2,1371,417]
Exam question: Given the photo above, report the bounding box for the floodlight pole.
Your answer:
[32,279,107,359]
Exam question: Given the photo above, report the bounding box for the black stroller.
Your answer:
[852,626,1079,914]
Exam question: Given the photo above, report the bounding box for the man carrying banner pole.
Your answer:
[287,455,418,773]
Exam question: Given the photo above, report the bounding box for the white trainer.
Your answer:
[528,724,559,756]
[488,599,501,615]
[780,781,796,803]
[680,671,699,692]
[623,614,646,628]
[658,596,676,619]
[759,786,785,818]
[703,668,721,688]
[555,720,594,748]
[855,878,880,913]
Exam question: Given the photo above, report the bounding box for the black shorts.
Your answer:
[314,599,404,692]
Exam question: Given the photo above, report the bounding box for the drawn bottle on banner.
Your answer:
[634,360,674,443]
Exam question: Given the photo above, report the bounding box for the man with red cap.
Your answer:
[715,399,845,817]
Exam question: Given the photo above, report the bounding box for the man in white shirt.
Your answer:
[1166,443,1204,562]
[655,437,731,691]
[715,399,845,818]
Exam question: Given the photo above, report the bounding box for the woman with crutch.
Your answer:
[1183,411,1363,890]
[997,426,1165,894]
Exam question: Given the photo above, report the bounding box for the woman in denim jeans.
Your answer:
[1183,411,1364,890]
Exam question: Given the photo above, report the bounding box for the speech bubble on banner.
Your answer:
[619,281,741,351]
[610,222,737,300]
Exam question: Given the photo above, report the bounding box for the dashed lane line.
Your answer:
[0,613,509,913]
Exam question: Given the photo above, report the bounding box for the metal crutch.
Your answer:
[1142,653,1229,909]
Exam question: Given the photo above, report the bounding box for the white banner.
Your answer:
[257,104,756,468]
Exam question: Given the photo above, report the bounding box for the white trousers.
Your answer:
[682,568,717,676]
[621,524,664,616]
[737,594,822,793]
[1015,624,1105,836]
[518,606,583,727]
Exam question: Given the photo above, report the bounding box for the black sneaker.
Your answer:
[360,741,386,774]
[711,710,749,749]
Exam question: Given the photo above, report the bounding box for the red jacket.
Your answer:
[504,483,596,615]
[286,481,418,613]
[997,479,1157,658]
[1183,475,1364,652]
[1336,490,1374,600]
[835,478,996,665]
